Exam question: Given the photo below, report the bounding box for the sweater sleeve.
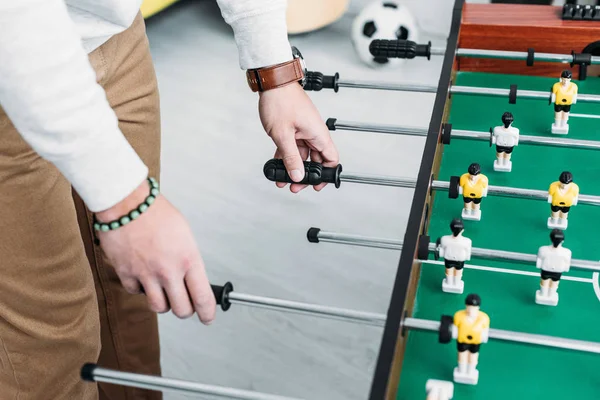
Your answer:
[0,0,148,212]
[215,0,293,69]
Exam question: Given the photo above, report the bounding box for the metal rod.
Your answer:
[336,80,438,93]
[86,366,304,400]
[332,120,428,137]
[403,317,600,354]
[330,120,600,151]
[340,173,417,188]
[425,243,600,272]
[430,46,446,56]
[430,180,600,206]
[227,292,386,327]
[333,78,600,103]
[316,230,403,251]
[431,47,600,65]
[453,129,600,151]
[336,170,600,207]
[313,230,600,272]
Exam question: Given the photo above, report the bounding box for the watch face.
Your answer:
[292,46,307,86]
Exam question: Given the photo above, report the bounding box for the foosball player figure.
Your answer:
[550,69,578,134]
[425,380,454,400]
[452,294,489,385]
[436,218,471,294]
[491,111,519,172]
[547,171,579,230]
[535,229,571,306]
[459,163,488,221]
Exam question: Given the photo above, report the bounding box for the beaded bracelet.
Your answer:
[93,177,160,234]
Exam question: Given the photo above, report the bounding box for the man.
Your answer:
[550,69,578,134]
[547,171,579,229]
[0,1,339,399]
[452,294,489,385]
[491,111,519,172]
[536,229,571,306]
[436,218,472,294]
[458,163,488,221]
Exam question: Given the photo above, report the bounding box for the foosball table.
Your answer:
[80,1,600,399]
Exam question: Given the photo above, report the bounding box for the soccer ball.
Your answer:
[351,1,420,68]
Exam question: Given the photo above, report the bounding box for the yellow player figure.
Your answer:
[452,294,489,385]
[425,380,454,400]
[459,163,488,221]
[550,70,578,134]
[547,171,579,230]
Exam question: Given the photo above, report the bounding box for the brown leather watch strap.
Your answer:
[246,58,304,92]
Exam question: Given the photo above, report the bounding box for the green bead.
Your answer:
[152,182,159,189]
[93,223,100,231]
[110,221,120,229]
[100,224,110,232]
[150,188,159,196]
[120,216,131,225]
[130,210,140,220]
[146,195,155,205]
[139,203,149,213]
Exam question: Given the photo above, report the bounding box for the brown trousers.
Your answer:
[0,13,162,400]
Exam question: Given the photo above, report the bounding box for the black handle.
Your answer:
[81,363,98,382]
[263,158,342,188]
[211,282,234,311]
[304,71,339,92]
[369,39,431,60]
[138,282,234,311]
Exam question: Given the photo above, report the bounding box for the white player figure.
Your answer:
[536,229,571,306]
[437,218,472,294]
[426,379,454,400]
[491,111,519,172]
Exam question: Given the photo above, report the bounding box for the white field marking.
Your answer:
[420,260,594,284]
[593,273,600,302]
[570,113,600,119]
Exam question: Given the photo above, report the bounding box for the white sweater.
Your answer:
[0,0,291,212]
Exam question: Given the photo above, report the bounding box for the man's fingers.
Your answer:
[273,149,287,188]
[163,279,195,319]
[272,130,304,183]
[120,276,143,294]
[317,137,339,167]
[298,120,339,167]
[298,141,310,161]
[310,151,327,191]
[185,266,216,325]
[290,183,308,193]
[289,143,310,192]
[141,279,170,314]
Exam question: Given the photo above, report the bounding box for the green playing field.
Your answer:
[396,72,600,400]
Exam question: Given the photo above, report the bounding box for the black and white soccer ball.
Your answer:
[351,1,420,68]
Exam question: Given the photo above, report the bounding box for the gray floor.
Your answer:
[145,1,444,399]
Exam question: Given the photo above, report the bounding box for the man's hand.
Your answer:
[95,181,216,325]
[259,82,339,193]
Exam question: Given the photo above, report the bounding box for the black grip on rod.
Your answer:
[263,159,342,188]
[212,282,234,311]
[81,363,97,382]
[138,282,234,311]
[369,39,431,60]
[304,71,339,92]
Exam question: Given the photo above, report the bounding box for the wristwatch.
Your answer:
[246,46,307,92]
